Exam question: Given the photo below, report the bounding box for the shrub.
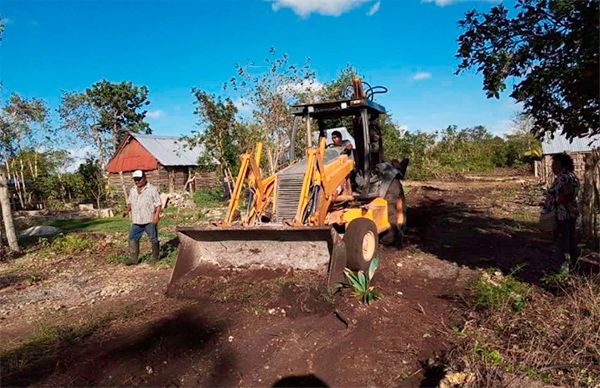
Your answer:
[445,274,599,386]
[339,257,382,305]
[50,234,95,255]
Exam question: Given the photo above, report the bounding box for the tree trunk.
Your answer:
[0,165,20,252]
[27,157,35,178]
[93,130,106,169]
[19,159,29,207]
[12,160,25,209]
[34,152,38,178]
[0,204,4,248]
[119,171,128,200]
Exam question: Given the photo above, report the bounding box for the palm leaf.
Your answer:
[357,271,367,292]
[368,256,380,281]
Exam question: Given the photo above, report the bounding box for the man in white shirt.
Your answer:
[125,170,162,265]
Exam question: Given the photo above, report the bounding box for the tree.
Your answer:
[319,65,358,101]
[86,80,151,150]
[183,90,253,178]
[228,49,316,174]
[59,92,109,168]
[59,80,151,166]
[456,0,599,140]
[0,167,15,253]
[78,158,105,209]
[0,94,49,252]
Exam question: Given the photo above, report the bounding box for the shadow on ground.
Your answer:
[407,197,560,284]
[0,307,234,387]
[272,374,329,387]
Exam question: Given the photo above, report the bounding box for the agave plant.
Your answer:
[341,256,382,305]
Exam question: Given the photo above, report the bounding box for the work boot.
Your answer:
[151,241,160,262]
[126,240,140,266]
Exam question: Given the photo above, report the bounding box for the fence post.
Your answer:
[581,150,600,246]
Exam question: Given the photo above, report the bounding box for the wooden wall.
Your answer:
[539,152,588,186]
[107,165,218,197]
[539,151,600,244]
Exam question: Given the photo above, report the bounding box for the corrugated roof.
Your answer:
[131,133,206,166]
[542,132,600,155]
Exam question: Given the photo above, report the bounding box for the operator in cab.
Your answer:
[328,130,353,156]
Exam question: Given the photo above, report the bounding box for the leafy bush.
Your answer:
[383,123,542,180]
[340,257,382,305]
[50,234,95,255]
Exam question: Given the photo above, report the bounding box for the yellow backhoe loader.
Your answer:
[168,78,409,293]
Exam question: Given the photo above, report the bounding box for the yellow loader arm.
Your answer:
[294,138,355,226]
[224,143,276,226]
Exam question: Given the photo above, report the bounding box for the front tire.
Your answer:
[345,218,379,272]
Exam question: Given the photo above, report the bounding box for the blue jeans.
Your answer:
[129,223,159,243]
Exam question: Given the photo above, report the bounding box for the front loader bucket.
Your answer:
[167,225,346,296]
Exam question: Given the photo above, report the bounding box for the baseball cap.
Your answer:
[132,170,144,178]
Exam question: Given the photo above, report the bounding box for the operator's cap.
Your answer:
[132,170,144,178]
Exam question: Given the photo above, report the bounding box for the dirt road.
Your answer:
[0,176,554,386]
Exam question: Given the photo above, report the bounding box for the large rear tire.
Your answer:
[381,179,406,247]
[345,218,379,272]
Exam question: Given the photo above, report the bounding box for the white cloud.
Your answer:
[272,0,371,17]
[279,79,324,96]
[147,110,165,119]
[490,119,512,136]
[412,72,432,81]
[422,0,499,6]
[366,1,380,16]
[65,145,95,172]
[422,0,454,5]
[233,97,255,118]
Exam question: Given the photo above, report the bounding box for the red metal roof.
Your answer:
[106,137,160,172]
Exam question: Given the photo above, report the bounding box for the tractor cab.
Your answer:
[289,78,407,199]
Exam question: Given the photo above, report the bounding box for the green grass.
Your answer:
[470,269,531,312]
[194,189,225,208]
[43,216,183,234]
[45,217,131,234]
[473,341,503,365]
[107,252,129,265]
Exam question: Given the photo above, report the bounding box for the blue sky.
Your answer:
[1,0,520,142]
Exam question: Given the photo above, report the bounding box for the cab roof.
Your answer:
[291,98,386,119]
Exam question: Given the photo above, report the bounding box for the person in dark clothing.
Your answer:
[368,113,383,169]
[545,153,580,272]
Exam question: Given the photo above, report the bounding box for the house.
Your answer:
[539,133,600,185]
[539,132,600,242]
[106,133,217,195]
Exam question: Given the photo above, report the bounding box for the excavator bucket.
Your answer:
[166,225,347,296]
